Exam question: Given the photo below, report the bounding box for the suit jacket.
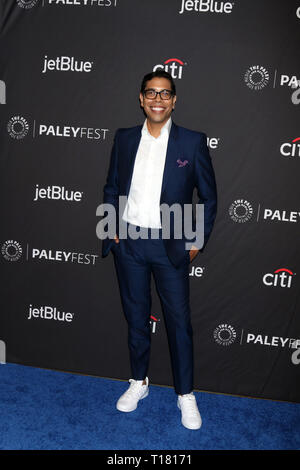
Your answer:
[101,121,217,268]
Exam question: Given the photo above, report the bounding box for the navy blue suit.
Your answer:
[102,122,217,267]
[101,121,217,394]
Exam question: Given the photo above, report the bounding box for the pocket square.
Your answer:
[177,158,189,167]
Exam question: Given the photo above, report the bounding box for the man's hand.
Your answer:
[189,245,199,262]
[114,234,120,244]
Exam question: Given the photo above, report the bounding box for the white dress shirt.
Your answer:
[122,117,172,229]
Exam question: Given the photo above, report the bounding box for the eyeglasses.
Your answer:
[143,89,174,100]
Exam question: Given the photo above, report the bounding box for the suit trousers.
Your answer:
[111,222,194,395]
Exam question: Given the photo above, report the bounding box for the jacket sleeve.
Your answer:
[103,129,120,210]
[193,132,218,252]
[102,129,120,236]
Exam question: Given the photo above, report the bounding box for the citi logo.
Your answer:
[179,0,234,14]
[42,55,94,74]
[27,304,74,322]
[150,315,160,334]
[34,184,83,202]
[153,58,186,80]
[263,268,295,288]
[297,7,300,19]
[280,137,300,157]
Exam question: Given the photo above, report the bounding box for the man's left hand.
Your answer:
[189,245,199,262]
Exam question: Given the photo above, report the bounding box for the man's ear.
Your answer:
[172,95,177,109]
[139,92,144,108]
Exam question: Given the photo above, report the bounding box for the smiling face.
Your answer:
[139,77,177,127]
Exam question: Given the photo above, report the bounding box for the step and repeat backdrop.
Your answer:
[0,0,300,403]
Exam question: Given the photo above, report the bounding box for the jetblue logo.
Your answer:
[179,0,234,15]
[42,55,94,73]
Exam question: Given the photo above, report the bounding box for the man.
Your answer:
[102,70,217,430]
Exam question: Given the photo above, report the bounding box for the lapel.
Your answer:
[125,121,179,198]
[160,121,178,197]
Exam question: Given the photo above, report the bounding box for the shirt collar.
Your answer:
[142,117,172,140]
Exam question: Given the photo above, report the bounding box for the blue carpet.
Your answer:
[0,363,299,450]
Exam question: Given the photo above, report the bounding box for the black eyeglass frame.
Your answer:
[143,88,175,100]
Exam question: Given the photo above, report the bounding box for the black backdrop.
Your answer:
[1,0,300,403]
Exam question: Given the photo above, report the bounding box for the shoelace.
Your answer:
[180,395,198,416]
[126,379,146,397]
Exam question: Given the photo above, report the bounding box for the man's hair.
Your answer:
[140,70,176,95]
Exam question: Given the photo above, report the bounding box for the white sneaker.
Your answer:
[116,377,149,412]
[177,392,202,430]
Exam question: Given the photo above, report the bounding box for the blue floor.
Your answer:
[0,363,299,450]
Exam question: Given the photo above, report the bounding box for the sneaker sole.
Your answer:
[116,388,149,412]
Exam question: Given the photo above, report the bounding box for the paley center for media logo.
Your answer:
[229,199,300,225]
[153,58,186,80]
[179,0,235,15]
[244,65,300,98]
[16,0,39,8]
[228,199,253,223]
[213,323,300,351]
[7,115,109,141]
[261,206,300,223]
[213,324,237,346]
[245,332,300,350]
[1,240,99,266]
[1,240,23,262]
[244,65,270,90]
[7,116,29,139]
[17,0,118,9]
